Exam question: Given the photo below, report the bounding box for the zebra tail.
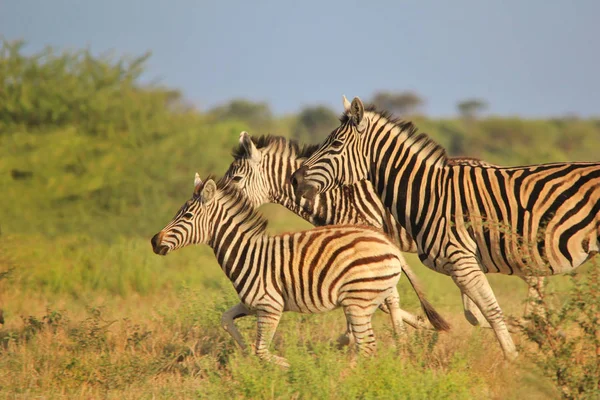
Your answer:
[402,263,451,331]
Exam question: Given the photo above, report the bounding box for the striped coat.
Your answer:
[225,132,450,333]
[226,131,542,330]
[151,175,408,366]
[292,96,600,360]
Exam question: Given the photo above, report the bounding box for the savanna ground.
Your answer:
[0,41,598,399]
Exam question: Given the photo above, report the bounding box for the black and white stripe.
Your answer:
[224,131,452,333]
[225,131,544,331]
[292,96,600,360]
[151,174,409,366]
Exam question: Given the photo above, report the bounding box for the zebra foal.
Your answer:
[224,131,450,334]
[151,174,407,366]
[226,131,543,330]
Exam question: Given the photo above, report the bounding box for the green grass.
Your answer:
[0,123,591,399]
[1,210,582,399]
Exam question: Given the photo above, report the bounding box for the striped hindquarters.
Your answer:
[272,226,404,313]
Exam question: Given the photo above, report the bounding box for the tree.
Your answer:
[457,99,488,120]
[371,91,424,116]
[292,105,339,144]
[209,99,272,129]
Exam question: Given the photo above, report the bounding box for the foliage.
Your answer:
[457,98,488,120]
[2,41,600,398]
[292,105,339,144]
[0,38,187,139]
[519,261,600,399]
[371,90,424,116]
[208,98,273,132]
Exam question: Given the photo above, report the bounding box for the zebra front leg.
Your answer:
[221,303,253,350]
[451,264,518,360]
[255,309,289,368]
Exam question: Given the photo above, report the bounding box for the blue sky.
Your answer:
[1,0,598,117]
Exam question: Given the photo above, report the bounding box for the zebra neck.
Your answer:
[272,188,328,226]
[208,202,266,279]
[268,155,327,226]
[367,132,445,237]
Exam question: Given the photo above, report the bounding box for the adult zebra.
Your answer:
[291,96,600,360]
[225,131,450,334]
[151,174,408,366]
[226,131,543,332]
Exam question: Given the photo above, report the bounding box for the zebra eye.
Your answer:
[183,212,194,219]
[331,139,344,149]
[231,176,243,183]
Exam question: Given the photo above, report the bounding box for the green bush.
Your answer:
[519,261,600,399]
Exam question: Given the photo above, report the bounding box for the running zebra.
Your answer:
[151,174,408,366]
[225,131,450,334]
[291,96,600,360]
[226,131,542,331]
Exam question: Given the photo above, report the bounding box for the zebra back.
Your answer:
[151,175,405,314]
[292,96,600,276]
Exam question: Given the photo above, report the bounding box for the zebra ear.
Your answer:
[350,97,367,132]
[194,172,202,188]
[342,95,351,112]
[201,179,217,203]
[239,131,261,163]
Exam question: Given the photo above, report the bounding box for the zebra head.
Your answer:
[151,174,217,255]
[222,131,271,208]
[291,96,370,199]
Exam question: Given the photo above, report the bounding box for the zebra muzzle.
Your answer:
[151,232,170,255]
[291,166,318,200]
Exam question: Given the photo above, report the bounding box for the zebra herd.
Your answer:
[151,95,600,365]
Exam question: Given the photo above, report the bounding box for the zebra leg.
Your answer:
[338,302,395,348]
[343,305,377,356]
[385,288,407,338]
[379,293,439,331]
[462,294,491,328]
[255,309,289,368]
[451,264,518,360]
[337,319,356,349]
[521,275,546,317]
[221,303,253,350]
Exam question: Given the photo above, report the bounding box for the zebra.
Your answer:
[291,96,600,360]
[226,131,543,332]
[225,131,450,336]
[151,174,409,366]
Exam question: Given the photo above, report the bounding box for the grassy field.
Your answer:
[0,183,586,399]
[1,43,599,399]
[1,224,575,399]
[3,124,600,399]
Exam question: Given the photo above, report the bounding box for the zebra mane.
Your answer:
[231,134,320,161]
[340,103,449,167]
[213,176,269,235]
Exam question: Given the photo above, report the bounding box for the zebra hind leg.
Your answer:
[221,303,253,350]
[343,304,378,357]
[522,275,546,317]
[336,317,356,349]
[462,293,491,328]
[338,302,393,348]
[385,287,407,338]
[513,275,547,330]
